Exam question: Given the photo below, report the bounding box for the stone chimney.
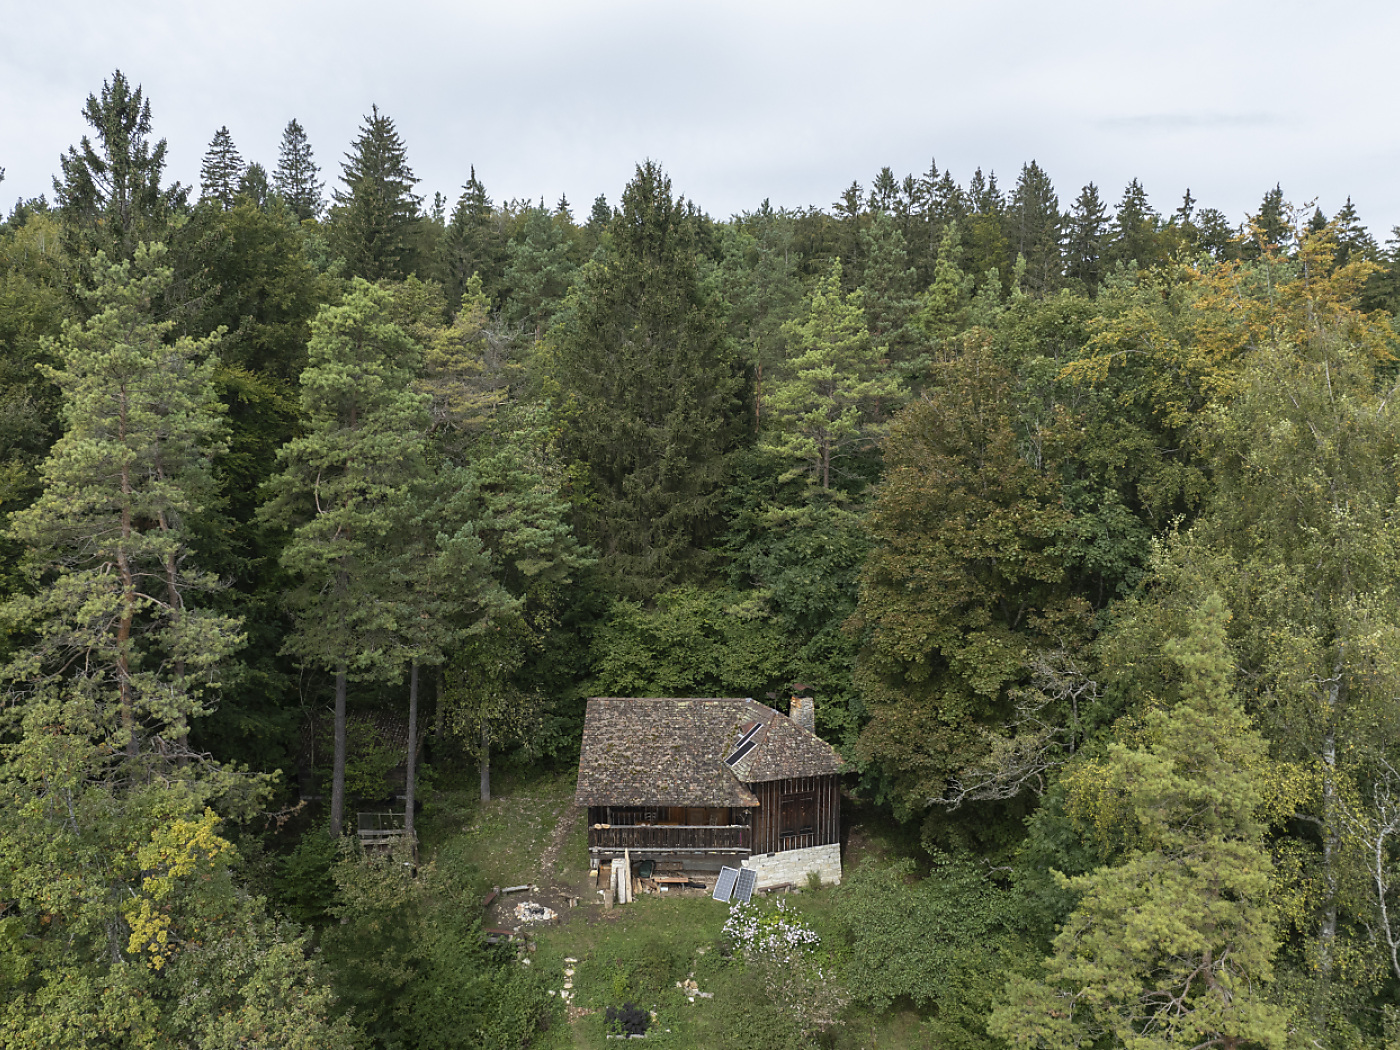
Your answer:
[789,695,815,734]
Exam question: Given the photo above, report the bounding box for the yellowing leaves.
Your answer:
[124,809,232,970]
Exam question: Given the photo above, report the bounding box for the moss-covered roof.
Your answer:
[574,698,843,807]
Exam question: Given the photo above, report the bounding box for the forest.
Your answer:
[4,68,1400,1049]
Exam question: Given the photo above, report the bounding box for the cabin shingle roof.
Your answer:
[574,697,843,808]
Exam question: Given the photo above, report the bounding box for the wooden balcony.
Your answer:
[588,824,750,853]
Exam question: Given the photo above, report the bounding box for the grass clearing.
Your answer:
[415,763,943,1049]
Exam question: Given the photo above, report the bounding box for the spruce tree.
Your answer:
[199,125,244,209]
[503,204,577,337]
[1105,178,1163,271]
[1332,196,1376,268]
[53,70,186,262]
[1065,182,1108,291]
[1008,160,1063,295]
[552,161,747,597]
[440,166,505,307]
[236,160,270,208]
[258,280,430,837]
[855,211,920,363]
[329,105,423,281]
[1249,183,1290,255]
[272,118,324,221]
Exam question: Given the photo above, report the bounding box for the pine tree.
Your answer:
[272,118,324,221]
[1064,182,1108,291]
[990,596,1291,1050]
[3,242,239,761]
[258,280,430,836]
[1007,160,1063,295]
[329,105,423,281]
[553,161,747,597]
[199,125,244,209]
[0,247,350,1044]
[767,259,905,492]
[53,70,186,262]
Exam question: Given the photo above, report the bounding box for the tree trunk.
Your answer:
[480,724,491,803]
[330,666,347,838]
[434,670,446,742]
[405,660,418,855]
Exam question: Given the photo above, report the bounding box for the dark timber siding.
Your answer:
[747,775,840,855]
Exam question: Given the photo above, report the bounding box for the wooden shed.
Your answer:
[574,697,844,887]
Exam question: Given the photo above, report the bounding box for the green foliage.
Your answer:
[329,106,424,281]
[259,278,429,681]
[766,258,905,493]
[552,160,747,598]
[321,847,548,1050]
[52,70,186,263]
[833,856,1035,1047]
[990,596,1291,1050]
[852,335,1086,825]
[590,586,790,699]
[274,118,325,221]
[275,827,340,924]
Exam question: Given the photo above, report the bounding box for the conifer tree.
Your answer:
[963,168,1010,291]
[53,70,186,262]
[3,244,240,763]
[504,204,577,337]
[1008,160,1063,295]
[329,105,423,281]
[258,280,430,837]
[236,160,270,208]
[1332,196,1376,268]
[1105,178,1163,271]
[855,211,920,363]
[990,596,1291,1050]
[440,166,504,307]
[1248,183,1290,256]
[553,161,746,597]
[1065,182,1108,291]
[199,125,244,209]
[0,247,349,1045]
[768,259,904,493]
[272,118,324,221]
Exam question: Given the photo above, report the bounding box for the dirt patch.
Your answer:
[483,799,592,930]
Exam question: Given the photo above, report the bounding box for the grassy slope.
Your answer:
[416,763,938,1050]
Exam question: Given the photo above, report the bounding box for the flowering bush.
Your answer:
[722,899,821,958]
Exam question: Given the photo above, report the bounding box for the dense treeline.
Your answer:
[5,69,1400,1047]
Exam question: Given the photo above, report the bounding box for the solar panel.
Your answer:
[713,866,739,902]
[734,867,757,904]
[724,739,758,767]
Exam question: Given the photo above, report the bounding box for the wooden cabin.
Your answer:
[574,697,844,888]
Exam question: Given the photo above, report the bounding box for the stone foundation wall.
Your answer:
[741,843,842,888]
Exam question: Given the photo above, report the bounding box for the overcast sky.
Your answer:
[3,0,1398,237]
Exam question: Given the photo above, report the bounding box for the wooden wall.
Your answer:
[747,775,840,855]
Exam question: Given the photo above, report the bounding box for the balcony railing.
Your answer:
[588,824,750,853]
